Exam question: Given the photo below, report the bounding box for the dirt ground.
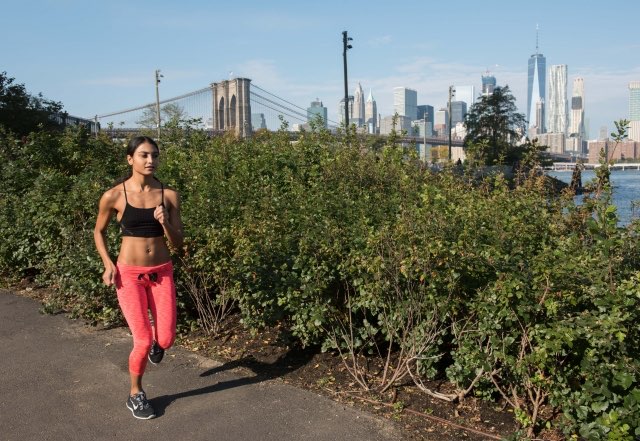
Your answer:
[177,315,523,441]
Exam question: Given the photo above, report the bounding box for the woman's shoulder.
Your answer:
[100,184,124,205]
[162,185,180,203]
[158,180,178,194]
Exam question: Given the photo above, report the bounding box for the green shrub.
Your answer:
[2,123,639,438]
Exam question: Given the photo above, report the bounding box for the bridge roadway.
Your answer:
[100,127,465,146]
[400,135,464,147]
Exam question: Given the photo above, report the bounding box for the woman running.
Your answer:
[94,136,183,419]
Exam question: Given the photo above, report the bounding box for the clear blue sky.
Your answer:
[2,0,639,138]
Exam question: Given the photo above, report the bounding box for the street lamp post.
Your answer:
[155,69,163,139]
[342,31,353,128]
[448,85,455,161]
[423,110,427,161]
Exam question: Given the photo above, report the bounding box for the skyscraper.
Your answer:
[393,87,418,120]
[548,64,568,134]
[365,89,377,134]
[353,83,365,128]
[454,85,476,112]
[481,74,496,96]
[251,113,267,131]
[569,77,585,139]
[629,82,640,141]
[599,126,608,141]
[435,108,448,136]
[527,27,546,133]
[417,105,434,124]
[450,101,467,126]
[307,98,327,128]
[338,95,354,126]
[532,100,545,139]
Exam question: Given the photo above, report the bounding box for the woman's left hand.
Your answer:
[154,205,168,225]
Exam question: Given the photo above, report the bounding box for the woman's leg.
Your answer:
[115,266,153,394]
[147,263,177,351]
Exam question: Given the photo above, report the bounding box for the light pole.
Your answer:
[423,110,427,161]
[342,31,353,128]
[155,69,163,139]
[448,85,455,161]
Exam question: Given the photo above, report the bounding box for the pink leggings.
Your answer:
[115,261,176,375]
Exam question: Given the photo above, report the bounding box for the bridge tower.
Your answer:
[211,78,252,138]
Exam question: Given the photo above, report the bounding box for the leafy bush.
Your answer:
[2,122,639,438]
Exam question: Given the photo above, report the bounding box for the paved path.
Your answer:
[0,290,403,441]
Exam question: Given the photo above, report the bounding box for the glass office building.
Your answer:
[393,87,418,121]
[527,32,546,132]
[547,64,568,134]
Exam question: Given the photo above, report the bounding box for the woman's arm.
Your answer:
[94,189,118,286]
[154,189,184,252]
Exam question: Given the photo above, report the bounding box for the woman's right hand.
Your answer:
[102,262,117,286]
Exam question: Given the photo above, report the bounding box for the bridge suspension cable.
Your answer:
[95,86,211,119]
[251,84,340,128]
[91,80,339,134]
[95,86,214,130]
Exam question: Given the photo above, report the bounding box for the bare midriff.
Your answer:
[117,236,171,266]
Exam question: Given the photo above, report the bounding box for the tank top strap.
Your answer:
[160,182,165,207]
[122,182,128,203]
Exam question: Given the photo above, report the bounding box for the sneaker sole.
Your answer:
[126,402,156,420]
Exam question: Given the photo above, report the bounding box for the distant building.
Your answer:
[527,27,546,133]
[417,105,434,124]
[547,65,568,135]
[251,113,267,131]
[565,136,586,156]
[338,95,354,126]
[379,114,412,135]
[567,77,586,155]
[365,89,378,134]
[453,121,466,140]
[527,98,545,136]
[434,108,448,137]
[393,87,418,120]
[307,99,328,128]
[450,101,467,126]
[353,83,365,128]
[481,73,496,96]
[536,132,565,155]
[411,119,433,138]
[569,77,585,139]
[451,146,466,163]
[588,139,640,163]
[599,125,608,141]
[629,81,640,141]
[454,85,476,112]
[292,123,311,132]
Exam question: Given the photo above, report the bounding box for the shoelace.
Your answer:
[133,392,150,409]
[151,342,163,355]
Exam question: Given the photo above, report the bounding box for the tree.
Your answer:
[136,102,187,128]
[463,85,527,165]
[0,72,64,136]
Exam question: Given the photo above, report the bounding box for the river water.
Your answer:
[546,170,640,226]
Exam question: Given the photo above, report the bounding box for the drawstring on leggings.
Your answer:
[137,272,159,282]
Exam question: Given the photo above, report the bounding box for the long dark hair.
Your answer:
[114,136,160,185]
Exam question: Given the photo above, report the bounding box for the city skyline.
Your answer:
[2,0,639,139]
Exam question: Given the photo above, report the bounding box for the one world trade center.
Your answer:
[527,26,546,134]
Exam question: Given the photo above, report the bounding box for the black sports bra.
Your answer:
[119,182,165,238]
